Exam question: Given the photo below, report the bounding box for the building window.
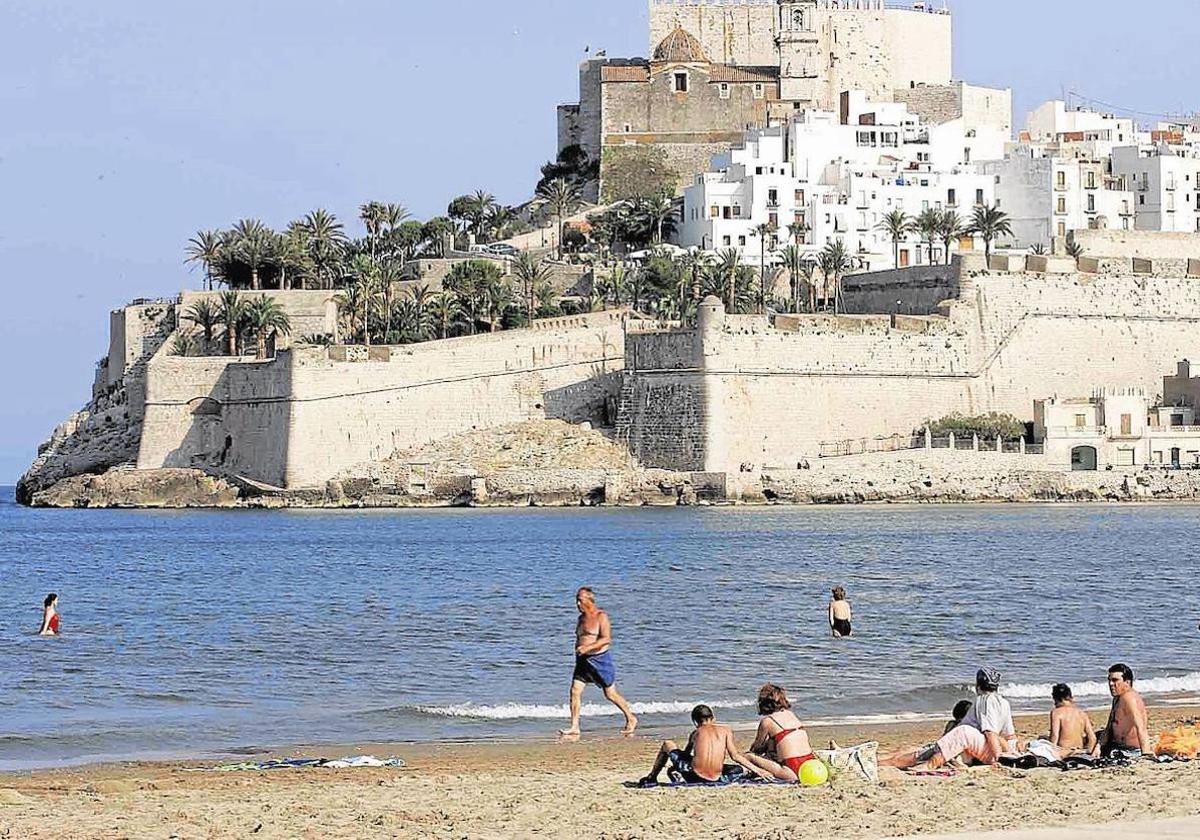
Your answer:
[975,189,985,206]
[673,72,688,93]
[769,213,778,227]
[1086,172,1096,189]
[710,205,720,219]
[624,124,632,133]
[1056,197,1067,214]
[1057,221,1066,237]
[791,8,806,29]
[1056,171,1066,189]
[1074,414,1086,428]
[722,235,731,246]
[1121,414,1133,436]
[947,188,957,206]
[964,147,971,164]
[732,205,742,217]
[738,235,746,246]
[719,83,730,100]
[768,188,778,204]
[753,83,765,100]
[1139,194,1146,205]
[1087,194,1096,213]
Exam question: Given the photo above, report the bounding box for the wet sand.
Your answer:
[2,706,1198,839]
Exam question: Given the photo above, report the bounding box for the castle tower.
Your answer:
[776,1,820,105]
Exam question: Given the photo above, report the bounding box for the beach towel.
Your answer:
[815,741,878,783]
[1154,724,1200,759]
[199,755,406,772]
[627,776,786,789]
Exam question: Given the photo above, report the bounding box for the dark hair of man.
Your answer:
[757,684,791,715]
[831,586,846,601]
[1052,684,1072,703]
[1109,663,1134,685]
[952,699,973,721]
[44,593,57,608]
[691,704,714,725]
[576,587,594,599]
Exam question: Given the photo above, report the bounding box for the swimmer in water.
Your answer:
[829,587,852,637]
[38,593,60,636]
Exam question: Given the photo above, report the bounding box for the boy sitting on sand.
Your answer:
[638,705,772,787]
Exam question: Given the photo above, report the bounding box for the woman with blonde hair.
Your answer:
[745,683,817,782]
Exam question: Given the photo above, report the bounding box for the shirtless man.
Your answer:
[1046,683,1097,759]
[559,587,638,739]
[637,705,769,787]
[1094,663,1152,758]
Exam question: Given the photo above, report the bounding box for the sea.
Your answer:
[2,484,1199,771]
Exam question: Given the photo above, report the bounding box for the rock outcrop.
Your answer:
[30,468,240,509]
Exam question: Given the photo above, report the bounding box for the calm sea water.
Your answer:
[2,485,1199,770]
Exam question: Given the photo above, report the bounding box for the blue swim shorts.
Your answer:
[573,651,616,688]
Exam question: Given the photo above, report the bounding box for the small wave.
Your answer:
[1004,672,1200,700]
[415,698,755,721]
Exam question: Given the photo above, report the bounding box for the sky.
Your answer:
[0,0,1197,483]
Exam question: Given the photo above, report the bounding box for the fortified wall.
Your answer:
[617,271,1200,480]
[134,310,631,489]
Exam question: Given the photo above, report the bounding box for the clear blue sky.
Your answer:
[1,0,1196,483]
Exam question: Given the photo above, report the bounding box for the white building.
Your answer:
[1111,143,1200,233]
[981,146,1136,248]
[1035,386,1200,471]
[678,90,1001,268]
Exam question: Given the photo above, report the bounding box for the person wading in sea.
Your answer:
[559,587,638,740]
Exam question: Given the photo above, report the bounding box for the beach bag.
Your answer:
[815,741,878,783]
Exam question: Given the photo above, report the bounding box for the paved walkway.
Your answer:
[886,816,1200,839]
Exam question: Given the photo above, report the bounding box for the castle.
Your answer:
[559,0,968,196]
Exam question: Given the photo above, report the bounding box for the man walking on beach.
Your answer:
[559,587,638,740]
[1095,663,1152,758]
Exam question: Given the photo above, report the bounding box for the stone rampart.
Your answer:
[618,274,1200,478]
[839,264,961,315]
[1071,229,1200,261]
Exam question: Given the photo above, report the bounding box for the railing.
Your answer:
[820,434,1040,459]
[819,434,922,458]
[1046,425,1107,437]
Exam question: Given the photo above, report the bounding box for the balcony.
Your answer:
[1153,425,1200,435]
[1047,426,1107,438]
[766,200,780,209]
[1166,181,1178,191]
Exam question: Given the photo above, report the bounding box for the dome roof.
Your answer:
[653,26,708,64]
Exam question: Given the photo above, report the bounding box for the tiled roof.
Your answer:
[708,65,779,84]
[653,27,708,64]
[601,64,651,83]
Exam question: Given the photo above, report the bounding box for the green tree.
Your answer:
[938,210,967,266]
[753,222,776,313]
[360,202,388,260]
[429,290,463,339]
[185,230,224,290]
[298,209,347,289]
[513,252,553,326]
[913,208,942,266]
[183,298,221,346]
[715,248,743,314]
[969,204,1014,264]
[230,219,273,290]
[244,295,292,359]
[444,259,503,334]
[819,239,851,314]
[875,209,912,270]
[217,291,248,356]
[537,178,583,259]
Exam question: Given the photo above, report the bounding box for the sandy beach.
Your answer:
[2,706,1198,839]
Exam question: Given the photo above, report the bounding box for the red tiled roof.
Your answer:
[708,65,779,84]
[601,65,650,83]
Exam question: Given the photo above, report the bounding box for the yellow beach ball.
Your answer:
[799,758,829,787]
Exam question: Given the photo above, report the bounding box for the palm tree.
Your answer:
[244,295,292,359]
[875,209,911,270]
[643,194,676,245]
[513,252,553,326]
[779,244,804,313]
[484,278,515,332]
[360,202,388,260]
[300,209,347,290]
[217,291,248,356]
[969,204,1014,264]
[676,250,712,323]
[716,248,743,314]
[537,178,582,259]
[468,190,496,240]
[753,222,776,313]
[275,226,311,290]
[913,208,942,266]
[787,220,809,247]
[230,219,273,290]
[378,260,404,342]
[185,230,224,290]
[819,239,851,314]
[938,210,967,266]
[429,291,463,339]
[183,298,220,346]
[383,203,410,232]
[346,255,381,345]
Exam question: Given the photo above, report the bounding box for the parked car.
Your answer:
[486,243,520,258]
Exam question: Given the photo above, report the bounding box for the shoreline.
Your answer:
[2,706,1199,838]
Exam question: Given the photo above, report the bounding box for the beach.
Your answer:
[2,707,1198,839]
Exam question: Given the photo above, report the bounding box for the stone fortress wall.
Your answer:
[134,309,633,489]
[618,266,1200,482]
[647,0,952,105]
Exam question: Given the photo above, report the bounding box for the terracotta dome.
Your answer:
[653,26,708,64]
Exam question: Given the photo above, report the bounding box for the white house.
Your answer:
[678,90,1001,268]
[1111,143,1200,233]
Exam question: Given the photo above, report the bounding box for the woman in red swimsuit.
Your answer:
[745,683,817,782]
[38,593,60,636]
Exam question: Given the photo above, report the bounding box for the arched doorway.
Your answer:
[1071,446,1098,471]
